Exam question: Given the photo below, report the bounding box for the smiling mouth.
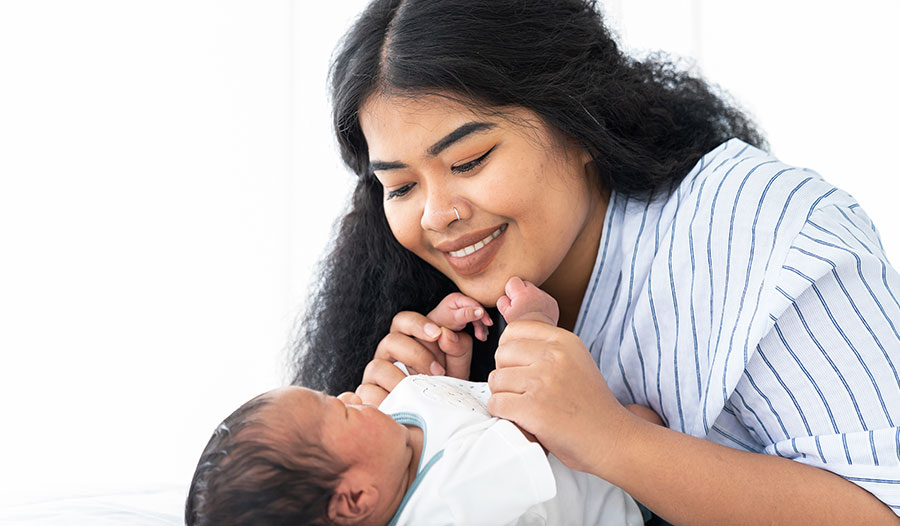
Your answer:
[447,224,507,258]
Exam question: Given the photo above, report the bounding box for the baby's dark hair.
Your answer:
[185,393,349,526]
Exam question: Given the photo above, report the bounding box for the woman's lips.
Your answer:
[441,224,507,276]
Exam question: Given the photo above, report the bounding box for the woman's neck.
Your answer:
[543,184,609,331]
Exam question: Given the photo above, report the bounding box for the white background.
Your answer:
[1,0,897,512]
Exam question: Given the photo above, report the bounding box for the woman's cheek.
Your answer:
[386,204,428,256]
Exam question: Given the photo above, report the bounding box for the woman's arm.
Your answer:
[617,415,898,525]
[487,321,899,525]
[625,404,663,426]
[614,415,897,525]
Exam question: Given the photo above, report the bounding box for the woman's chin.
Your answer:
[456,281,505,309]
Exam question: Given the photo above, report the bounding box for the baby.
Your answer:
[186,278,649,526]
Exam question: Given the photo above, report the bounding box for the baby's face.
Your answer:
[261,386,415,486]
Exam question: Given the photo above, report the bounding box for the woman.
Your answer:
[292,1,900,523]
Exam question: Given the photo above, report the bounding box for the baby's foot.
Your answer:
[496,276,560,326]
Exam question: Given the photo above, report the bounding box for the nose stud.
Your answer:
[447,206,462,227]
[448,207,461,226]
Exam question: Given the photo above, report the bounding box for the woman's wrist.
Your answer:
[585,403,650,482]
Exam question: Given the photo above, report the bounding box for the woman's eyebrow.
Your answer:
[369,121,496,172]
[370,160,408,171]
[427,121,495,156]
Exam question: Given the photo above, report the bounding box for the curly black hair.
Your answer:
[291,0,765,394]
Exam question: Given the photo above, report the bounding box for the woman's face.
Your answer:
[359,94,606,308]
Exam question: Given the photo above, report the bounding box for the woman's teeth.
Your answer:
[448,225,507,258]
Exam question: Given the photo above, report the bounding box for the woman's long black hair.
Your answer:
[291,0,766,394]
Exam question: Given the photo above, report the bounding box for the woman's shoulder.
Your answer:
[599,139,868,305]
[614,139,853,246]
[658,138,858,241]
[683,138,845,210]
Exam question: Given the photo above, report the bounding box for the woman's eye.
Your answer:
[386,183,415,201]
[451,145,496,174]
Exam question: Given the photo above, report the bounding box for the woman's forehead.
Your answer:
[359,93,547,156]
[362,92,482,117]
[361,94,486,136]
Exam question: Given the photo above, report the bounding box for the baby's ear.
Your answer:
[328,480,378,525]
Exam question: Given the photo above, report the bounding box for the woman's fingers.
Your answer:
[441,328,473,379]
[375,331,446,376]
[498,319,559,346]
[488,324,631,474]
[355,383,390,407]
[337,391,363,405]
[445,352,473,380]
[494,321,563,367]
[359,358,408,397]
[472,319,489,341]
[390,310,443,343]
[437,326,470,357]
[374,306,485,382]
[487,365,529,395]
[486,391,531,426]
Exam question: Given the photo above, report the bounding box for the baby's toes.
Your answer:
[496,295,512,317]
[503,276,528,301]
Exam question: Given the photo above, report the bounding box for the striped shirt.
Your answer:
[574,138,900,513]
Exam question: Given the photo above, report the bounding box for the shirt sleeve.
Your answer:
[726,203,900,515]
[438,419,556,525]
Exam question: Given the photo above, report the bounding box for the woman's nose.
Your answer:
[420,183,463,231]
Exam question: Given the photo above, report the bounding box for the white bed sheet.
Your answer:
[0,484,184,526]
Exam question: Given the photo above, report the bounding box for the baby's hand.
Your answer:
[415,292,493,380]
[427,292,493,342]
[496,277,559,326]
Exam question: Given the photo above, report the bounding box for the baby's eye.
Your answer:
[386,183,415,201]
[451,145,496,174]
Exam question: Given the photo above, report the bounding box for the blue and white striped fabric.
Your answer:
[574,138,900,513]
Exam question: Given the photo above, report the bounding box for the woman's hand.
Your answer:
[355,293,492,405]
[487,320,635,475]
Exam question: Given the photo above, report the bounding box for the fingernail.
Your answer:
[430,362,445,376]
[474,308,483,317]
[424,323,441,338]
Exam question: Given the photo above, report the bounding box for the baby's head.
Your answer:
[186,386,414,526]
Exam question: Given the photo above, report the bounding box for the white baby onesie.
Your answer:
[379,374,643,525]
